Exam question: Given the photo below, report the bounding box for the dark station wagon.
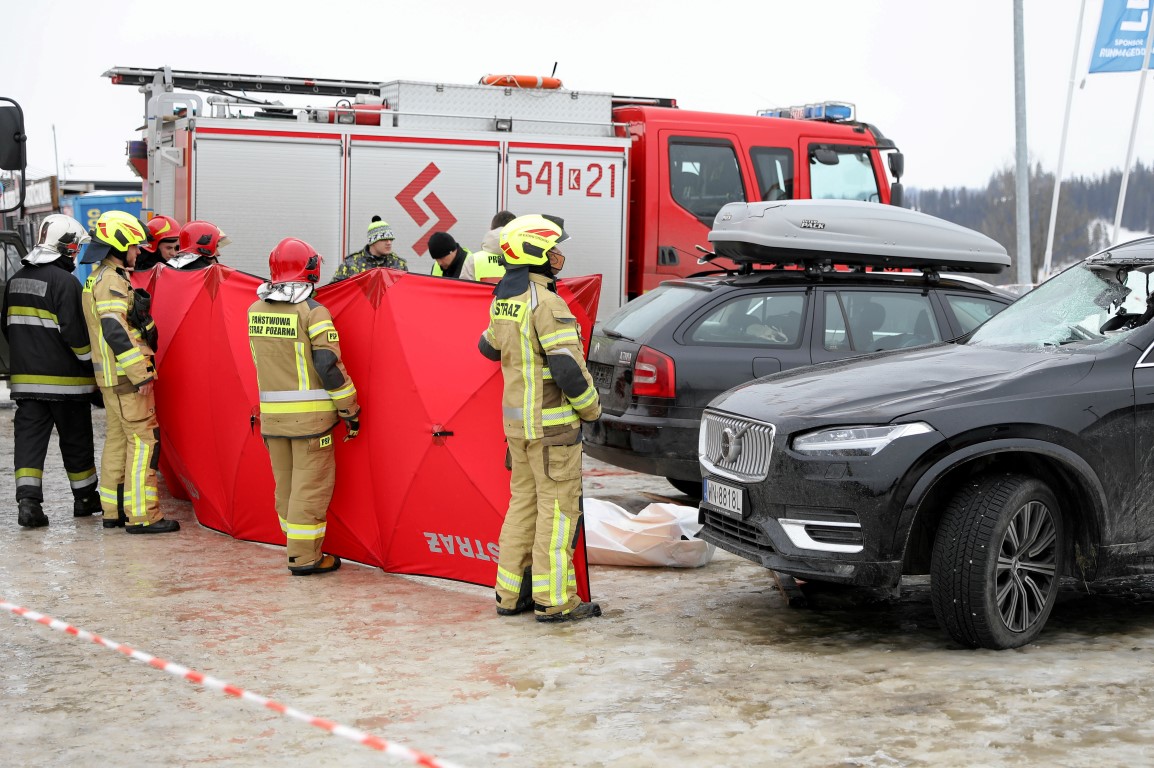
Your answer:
[583,200,1014,496]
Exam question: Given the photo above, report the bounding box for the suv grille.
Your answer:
[699,410,774,482]
[701,509,773,552]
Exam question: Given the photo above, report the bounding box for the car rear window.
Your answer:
[601,285,704,340]
[689,291,805,346]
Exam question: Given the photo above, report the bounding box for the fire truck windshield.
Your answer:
[809,148,881,202]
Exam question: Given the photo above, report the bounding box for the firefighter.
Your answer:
[248,237,360,575]
[460,210,514,283]
[478,214,603,622]
[80,210,179,534]
[134,214,181,271]
[330,216,408,282]
[2,215,100,527]
[168,220,230,270]
[428,231,470,279]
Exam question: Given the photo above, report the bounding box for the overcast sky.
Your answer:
[4,0,1152,190]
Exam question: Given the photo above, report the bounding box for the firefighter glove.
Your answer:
[128,288,159,350]
[128,288,152,327]
[341,411,361,441]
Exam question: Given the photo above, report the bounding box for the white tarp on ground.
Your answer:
[585,499,715,568]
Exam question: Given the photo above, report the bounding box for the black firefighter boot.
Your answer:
[18,499,49,528]
[125,518,180,534]
[496,567,535,616]
[102,483,127,529]
[73,491,101,518]
[535,601,603,623]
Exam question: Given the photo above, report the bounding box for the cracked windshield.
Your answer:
[969,261,1154,349]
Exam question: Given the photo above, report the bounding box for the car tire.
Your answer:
[666,477,702,499]
[930,473,1064,649]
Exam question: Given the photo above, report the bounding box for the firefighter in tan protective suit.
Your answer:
[80,211,179,533]
[478,214,603,622]
[248,238,360,575]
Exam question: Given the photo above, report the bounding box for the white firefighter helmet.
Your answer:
[24,214,91,266]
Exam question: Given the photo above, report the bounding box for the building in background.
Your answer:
[2,177,141,282]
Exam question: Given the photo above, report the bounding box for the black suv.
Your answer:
[699,234,1154,649]
[583,201,1013,497]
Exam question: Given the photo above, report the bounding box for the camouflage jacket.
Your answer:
[329,247,409,283]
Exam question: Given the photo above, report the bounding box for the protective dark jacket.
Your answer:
[134,249,165,271]
[2,260,97,401]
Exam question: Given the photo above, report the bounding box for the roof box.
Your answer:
[708,200,1010,274]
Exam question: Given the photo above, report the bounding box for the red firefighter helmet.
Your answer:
[268,237,323,283]
[145,215,181,248]
[178,220,230,257]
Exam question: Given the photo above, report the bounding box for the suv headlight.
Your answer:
[792,422,934,457]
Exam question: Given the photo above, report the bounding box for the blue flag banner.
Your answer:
[1090,0,1152,73]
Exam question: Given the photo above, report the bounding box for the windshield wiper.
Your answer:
[601,328,634,341]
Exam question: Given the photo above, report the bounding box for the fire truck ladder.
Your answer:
[103,66,386,99]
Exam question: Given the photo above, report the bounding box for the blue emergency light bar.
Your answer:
[756,101,855,122]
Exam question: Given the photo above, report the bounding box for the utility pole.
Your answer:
[52,124,60,180]
[1013,0,1032,286]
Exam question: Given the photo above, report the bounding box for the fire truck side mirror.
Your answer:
[0,97,28,214]
[889,182,904,209]
[888,151,905,181]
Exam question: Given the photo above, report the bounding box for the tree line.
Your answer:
[906,161,1154,283]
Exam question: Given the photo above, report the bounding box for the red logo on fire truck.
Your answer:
[396,163,457,255]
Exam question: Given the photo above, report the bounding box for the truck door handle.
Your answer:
[658,246,679,266]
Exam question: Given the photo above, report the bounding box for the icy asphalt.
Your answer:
[5,403,1154,767]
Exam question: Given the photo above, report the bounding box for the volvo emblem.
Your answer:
[718,427,742,463]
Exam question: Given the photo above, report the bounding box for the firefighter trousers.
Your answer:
[13,398,97,503]
[495,433,584,616]
[264,432,336,569]
[98,387,162,526]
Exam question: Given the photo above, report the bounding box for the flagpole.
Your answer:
[1042,0,1088,281]
[1112,13,1154,244]
[1013,0,1032,287]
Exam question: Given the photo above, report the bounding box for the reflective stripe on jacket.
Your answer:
[248,297,358,438]
[461,227,507,283]
[480,273,600,440]
[2,262,97,400]
[468,250,506,283]
[81,259,155,389]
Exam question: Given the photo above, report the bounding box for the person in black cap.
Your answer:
[429,231,469,279]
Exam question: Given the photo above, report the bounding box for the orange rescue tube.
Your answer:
[479,74,563,89]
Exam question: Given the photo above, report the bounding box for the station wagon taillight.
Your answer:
[632,346,676,399]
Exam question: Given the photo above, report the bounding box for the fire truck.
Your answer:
[105,67,905,309]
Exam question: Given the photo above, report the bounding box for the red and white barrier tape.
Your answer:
[1,600,464,768]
